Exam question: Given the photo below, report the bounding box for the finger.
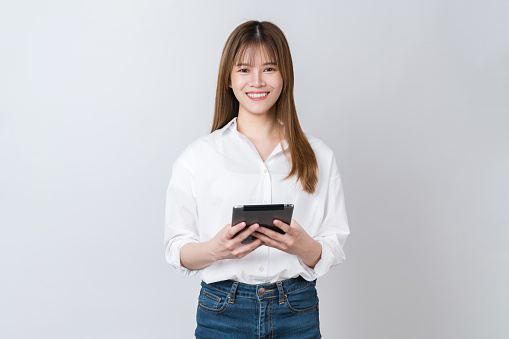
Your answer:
[254,238,264,249]
[227,222,247,237]
[233,223,259,243]
[273,219,292,233]
[233,238,264,258]
[244,238,263,252]
[252,231,285,251]
[255,225,285,242]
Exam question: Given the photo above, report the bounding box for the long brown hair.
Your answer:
[211,20,318,194]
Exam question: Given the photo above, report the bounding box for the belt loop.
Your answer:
[276,281,285,305]
[228,281,239,304]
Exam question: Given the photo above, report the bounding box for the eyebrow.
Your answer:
[235,62,277,67]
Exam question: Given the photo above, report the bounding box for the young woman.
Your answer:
[165,20,349,339]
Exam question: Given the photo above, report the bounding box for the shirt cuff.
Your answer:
[166,239,201,277]
[304,238,346,278]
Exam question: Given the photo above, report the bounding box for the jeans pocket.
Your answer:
[197,284,229,313]
[284,281,319,314]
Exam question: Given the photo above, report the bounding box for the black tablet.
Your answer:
[231,204,294,244]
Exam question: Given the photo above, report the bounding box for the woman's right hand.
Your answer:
[208,222,263,261]
[180,222,263,270]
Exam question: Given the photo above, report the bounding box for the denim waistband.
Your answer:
[202,276,316,305]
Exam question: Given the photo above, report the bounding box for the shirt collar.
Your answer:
[219,116,289,152]
[218,117,238,135]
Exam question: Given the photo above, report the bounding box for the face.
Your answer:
[229,48,283,117]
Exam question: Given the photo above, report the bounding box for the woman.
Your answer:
[165,20,349,338]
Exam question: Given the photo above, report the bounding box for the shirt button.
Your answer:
[259,267,264,272]
[262,200,267,204]
[264,169,268,174]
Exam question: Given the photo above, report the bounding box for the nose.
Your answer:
[249,70,266,87]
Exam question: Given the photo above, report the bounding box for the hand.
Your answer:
[208,222,263,261]
[252,219,322,268]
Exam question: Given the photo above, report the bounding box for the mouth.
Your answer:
[246,92,269,100]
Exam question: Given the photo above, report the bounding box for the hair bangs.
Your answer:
[233,39,279,67]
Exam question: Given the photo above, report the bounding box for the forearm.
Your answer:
[298,238,322,269]
[180,223,262,270]
[180,241,218,270]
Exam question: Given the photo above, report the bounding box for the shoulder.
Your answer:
[173,130,224,169]
[304,132,342,180]
[304,133,334,159]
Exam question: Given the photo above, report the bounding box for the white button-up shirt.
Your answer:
[164,118,349,284]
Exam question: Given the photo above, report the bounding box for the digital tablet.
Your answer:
[231,204,294,244]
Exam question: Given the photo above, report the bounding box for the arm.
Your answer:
[252,219,323,269]
[180,222,263,270]
[165,155,263,274]
[312,174,350,276]
[164,156,201,276]
[252,153,350,275]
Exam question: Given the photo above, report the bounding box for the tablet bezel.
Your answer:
[231,204,294,244]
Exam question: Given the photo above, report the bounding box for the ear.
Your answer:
[228,79,232,88]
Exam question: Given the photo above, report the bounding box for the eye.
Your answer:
[265,67,276,72]
[238,68,249,73]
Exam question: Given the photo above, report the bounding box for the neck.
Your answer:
[236,109,281,142]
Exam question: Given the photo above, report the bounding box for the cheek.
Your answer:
[272,82,283,100]
[273,76,283,96]
[230,76,246,93]
[232,88,249,105]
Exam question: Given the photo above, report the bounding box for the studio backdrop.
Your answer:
[1,1,508,338]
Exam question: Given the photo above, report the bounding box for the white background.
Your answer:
[1,1,508,338]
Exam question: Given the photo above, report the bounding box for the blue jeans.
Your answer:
[195,276,321,339]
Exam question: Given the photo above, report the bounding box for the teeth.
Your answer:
[247,92,268,98]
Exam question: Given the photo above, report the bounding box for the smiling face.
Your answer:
[229,47,283,118]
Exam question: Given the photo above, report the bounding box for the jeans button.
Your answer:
[257,287,266,296]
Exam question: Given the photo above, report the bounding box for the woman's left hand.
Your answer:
[252,219,322,269]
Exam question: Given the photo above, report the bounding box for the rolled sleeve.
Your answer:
[306,156,350,279]
[164,151,202,277]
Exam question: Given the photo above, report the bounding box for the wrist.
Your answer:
[204,239,221,263]
[299,238,322,269]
